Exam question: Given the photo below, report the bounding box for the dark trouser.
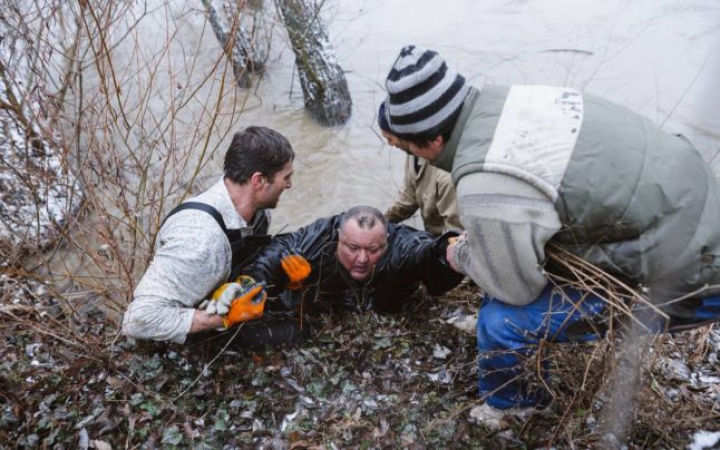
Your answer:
[477,284,720,410]
[186,318,311,352]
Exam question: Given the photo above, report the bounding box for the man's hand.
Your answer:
[205,282,241,316]
[281,254,312,290]
[222,283,266,328]
[446,232,467,273]
[205,276,267,328]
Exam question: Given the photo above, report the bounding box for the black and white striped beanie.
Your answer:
[385,45,469,138]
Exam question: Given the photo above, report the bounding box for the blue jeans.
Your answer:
[476,284,720,410]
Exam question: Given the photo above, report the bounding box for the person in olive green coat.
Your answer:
[381,44,720,427]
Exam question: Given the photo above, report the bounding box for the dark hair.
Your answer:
[339,206,388,233]
[396,108,460,148]
[224,126,294,184]
[377,101,391,132]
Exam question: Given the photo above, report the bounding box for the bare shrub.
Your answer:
[1,0,260,326]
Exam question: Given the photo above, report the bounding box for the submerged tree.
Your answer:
[200,0,271,88]
[276,0,351,126]
[200,0,351,126]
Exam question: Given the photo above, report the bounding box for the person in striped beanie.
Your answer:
[384,45,470,149]
[377,101,462,236]
[383,44,720,429]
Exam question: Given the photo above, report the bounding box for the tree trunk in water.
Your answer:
[276,0,351,126]
[200,0,270,89]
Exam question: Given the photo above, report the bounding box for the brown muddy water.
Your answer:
[34,0,720,295]
[218,0,720,232]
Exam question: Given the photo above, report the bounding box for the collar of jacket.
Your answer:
[432,86,480,173]
[410,155,427,179]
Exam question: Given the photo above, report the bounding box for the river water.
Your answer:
[237,0,720,231]
[32,0,720,301]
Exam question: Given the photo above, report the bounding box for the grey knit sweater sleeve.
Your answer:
[454,172,561,305]
[123,210,231,343]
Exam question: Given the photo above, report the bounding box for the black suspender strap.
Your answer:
[161,201,272,280]
[162,201,227,232]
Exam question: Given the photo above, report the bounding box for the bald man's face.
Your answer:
[337,220,388,281]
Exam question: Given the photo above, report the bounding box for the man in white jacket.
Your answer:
[123,126,303,347]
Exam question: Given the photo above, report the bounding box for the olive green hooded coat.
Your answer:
[434,85,720,320]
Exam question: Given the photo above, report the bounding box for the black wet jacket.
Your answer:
[243,213,464,314]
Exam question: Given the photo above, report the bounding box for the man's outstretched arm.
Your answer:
[449,172,561,305]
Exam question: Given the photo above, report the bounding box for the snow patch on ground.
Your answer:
[688,431,720,450]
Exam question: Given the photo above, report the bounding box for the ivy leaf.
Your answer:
[161,425,183,446]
